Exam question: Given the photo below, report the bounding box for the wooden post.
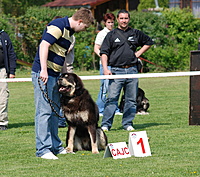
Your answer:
[126,0,129,11]
[189,50,200,125]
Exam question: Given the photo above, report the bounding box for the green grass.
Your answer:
[0,69,200,177]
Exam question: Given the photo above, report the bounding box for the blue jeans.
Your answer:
[31,71,64,157]
[96,64,120,114]
[101,66,138,130]
[58,109,66,127]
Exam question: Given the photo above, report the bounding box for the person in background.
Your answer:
[94,13,122,117]
[198,37,200,50]
[0,30,17,130]
[59,35,75,128]
[100,9,153,131]
[61,35,75,74]
[31,8,94,160]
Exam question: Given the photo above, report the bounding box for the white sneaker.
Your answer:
[59,149,67,154]
[126,126,135,131]
[101,127,108,132]
[137,111,149,115]
[115,112,123,115]
[41,152,58,160]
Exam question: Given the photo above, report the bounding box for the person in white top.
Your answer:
[94,13,122,116]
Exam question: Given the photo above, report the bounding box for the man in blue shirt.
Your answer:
[31,8,94,160]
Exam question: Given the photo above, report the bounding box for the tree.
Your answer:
[138,0,169,11]
[2,0,52,16]
[1,7,199,71]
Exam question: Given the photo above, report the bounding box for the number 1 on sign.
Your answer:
[128,131,151,157]
[137,138,146,154]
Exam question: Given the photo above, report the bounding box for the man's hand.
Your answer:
[101,54,112,75]
[40,70,48,85]
[9,74,15,78]
[135,45,151,58]
[103,68,112,75]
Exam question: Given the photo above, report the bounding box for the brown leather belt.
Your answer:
[117,64,136,68]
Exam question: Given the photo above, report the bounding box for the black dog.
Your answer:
[58,73,107,154]
[119,88,150,114]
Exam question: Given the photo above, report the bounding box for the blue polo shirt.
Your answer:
[32,16,75,76]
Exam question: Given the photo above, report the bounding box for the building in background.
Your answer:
[43,0,140,24]
[43,0,200,21]
[169,0,200,18]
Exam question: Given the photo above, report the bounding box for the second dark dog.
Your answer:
[119,88,150,114]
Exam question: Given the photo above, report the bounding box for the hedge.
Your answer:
[0,7,199,72]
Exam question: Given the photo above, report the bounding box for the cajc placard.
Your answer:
[103,142,131,159]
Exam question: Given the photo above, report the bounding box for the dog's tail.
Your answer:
[96,128,108,150]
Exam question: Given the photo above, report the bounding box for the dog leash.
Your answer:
[138,56,166,70]
[37,77,65,118]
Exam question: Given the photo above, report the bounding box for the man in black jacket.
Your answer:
[0,30,17,130]
[100,10,153,131]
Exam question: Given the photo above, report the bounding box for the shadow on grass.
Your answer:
[112,122,171,131]
[9,122,34,129]
[135,122,171,129]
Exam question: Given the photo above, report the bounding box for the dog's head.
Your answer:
[141,98,150,111]
[58,73,84,97]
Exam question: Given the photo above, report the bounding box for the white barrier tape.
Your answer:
[0,78,32,83]
[80,71,200,80]
[1,71,200,83]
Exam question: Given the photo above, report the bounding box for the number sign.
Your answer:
[128,131,151,157]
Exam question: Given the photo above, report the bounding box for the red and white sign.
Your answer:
[128,131,151,157]
[103,142,131,159]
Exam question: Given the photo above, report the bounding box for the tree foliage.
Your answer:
[117,8,200,71]
[0,7,199,72]
[143,8,200,71]
[2,0,52,16]
[16,7,75,63]
[138,0,169,11]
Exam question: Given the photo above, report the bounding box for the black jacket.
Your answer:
[100,27,153,67]
[0,30,17,76]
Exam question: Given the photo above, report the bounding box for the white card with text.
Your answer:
[128,131,151,157]
[103,142,131,159]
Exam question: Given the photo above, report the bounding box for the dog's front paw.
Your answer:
[66,147,75,154]
[92,150,99,154]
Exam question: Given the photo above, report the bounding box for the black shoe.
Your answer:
[0,125,8,130]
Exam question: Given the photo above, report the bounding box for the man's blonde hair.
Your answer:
[72,8,94,26]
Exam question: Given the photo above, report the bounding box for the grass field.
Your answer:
[0,69,200,177]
